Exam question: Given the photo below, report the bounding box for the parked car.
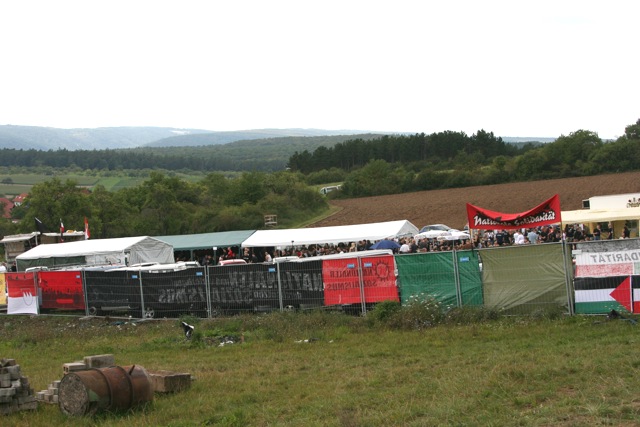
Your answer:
[419,224,452,233]
[217,259,248,266]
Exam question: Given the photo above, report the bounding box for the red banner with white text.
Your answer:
[322,255,398,305]
[466,194,561,230]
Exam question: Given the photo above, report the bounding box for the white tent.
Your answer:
[15,236,175,271]
[241,220,419,248]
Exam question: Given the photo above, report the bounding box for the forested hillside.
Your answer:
[0,134,382,172]
[145,128,377,148]
[292,121,640,197]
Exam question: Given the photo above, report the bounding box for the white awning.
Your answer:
[241,220,419,248]
[0,232,39,244]
[561,207,640,225]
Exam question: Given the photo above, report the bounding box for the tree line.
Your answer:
[292,120,640,197]
[0,134,379,173]
[5,171,328,239]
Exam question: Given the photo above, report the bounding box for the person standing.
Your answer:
[593,224,602,240]
[623,226,630,239]
[607,222,614,240]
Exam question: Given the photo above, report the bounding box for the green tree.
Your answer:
[342,160,401,197]
[19,177,91,234]
[543,130,603,176]
[624,118,640,140]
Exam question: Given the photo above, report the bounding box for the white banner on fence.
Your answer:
[575,248,640,277]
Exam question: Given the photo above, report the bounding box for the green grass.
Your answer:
[0,173,194,196]
[1,312,640,426]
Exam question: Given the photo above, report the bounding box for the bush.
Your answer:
[368,300,402,324]
[385,294,446,330]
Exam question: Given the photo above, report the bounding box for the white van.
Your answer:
[319,185,342,195]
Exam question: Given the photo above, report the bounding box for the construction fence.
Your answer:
[1,238,639,318]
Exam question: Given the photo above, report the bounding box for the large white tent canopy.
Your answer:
[241,220,419,248]
[16,236,174,271]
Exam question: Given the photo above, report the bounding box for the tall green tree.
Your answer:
[19,177,91,234]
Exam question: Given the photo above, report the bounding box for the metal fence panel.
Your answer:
[0,273,6,305]
[140,268,208,318]
[573,238,640,314]
[479,243,570,315]
[84,270,143,318]
[277,259,324,310]
[37,270,85,310]
[208,263,268,315]
[454,249,484,307]
[5,272,38,315]
[395,252,458,308]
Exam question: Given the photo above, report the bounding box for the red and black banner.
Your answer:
[466,194,561,230]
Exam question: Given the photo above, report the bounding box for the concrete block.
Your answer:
[148,370,192,393]
[63,362,87,374]
[18,400,38,411]
[0,358,16,367]
[83,354,115,368]
[0,387,16,397]
[6,365,20,380]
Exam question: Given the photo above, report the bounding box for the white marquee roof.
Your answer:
[241,220,418,248]
[16,236,174,266]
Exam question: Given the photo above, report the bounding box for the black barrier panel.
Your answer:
[208,263,274,314]
[277,260,324,309]
[140,268,207,318]
[84,270,143,318]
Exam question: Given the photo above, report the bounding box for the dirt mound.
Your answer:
[309,171,640,230]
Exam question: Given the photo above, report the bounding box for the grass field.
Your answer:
[0,173,188,196]
[1,311,639,426]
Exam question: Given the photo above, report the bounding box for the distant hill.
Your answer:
[502,136,555,144]
[0,124,557,151]
[0,125,380,151]
[145,128,377,148]
[0,125,214,150]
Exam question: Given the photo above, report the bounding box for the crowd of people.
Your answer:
[172,222,634,266]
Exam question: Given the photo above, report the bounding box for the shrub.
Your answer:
[368,300,402,324]
[385,294,446,330]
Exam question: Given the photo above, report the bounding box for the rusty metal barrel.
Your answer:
[58,365,153,416]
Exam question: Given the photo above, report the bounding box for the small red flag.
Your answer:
[84,217,90,240]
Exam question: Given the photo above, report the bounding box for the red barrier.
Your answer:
[322,255,398,305]
[38,271,85,310]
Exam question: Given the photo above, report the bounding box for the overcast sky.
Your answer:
[1,1,637,139]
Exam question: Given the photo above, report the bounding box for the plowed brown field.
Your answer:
[309,171,640,230]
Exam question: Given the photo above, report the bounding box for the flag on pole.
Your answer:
[60,219,65,242]
[35,217,46,234]
[84,217,90,240]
